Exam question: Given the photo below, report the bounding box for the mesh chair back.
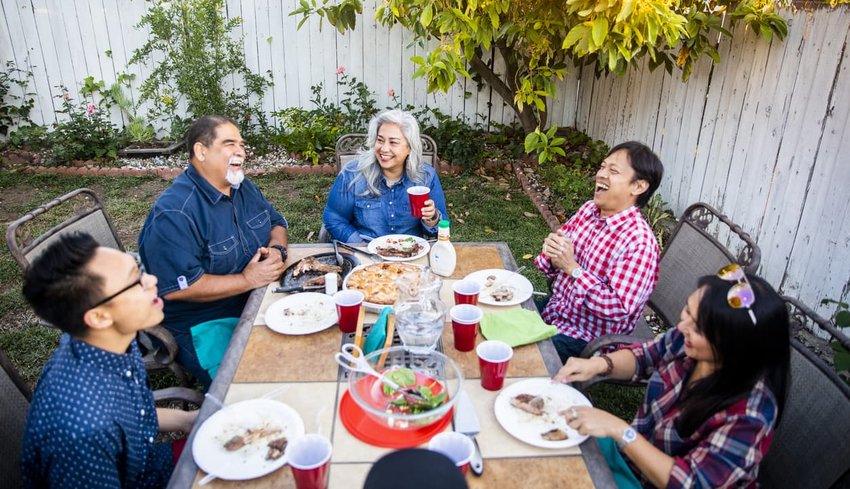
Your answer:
[0,349,31,489]
[6,188,124,269]
[649,202,760,327]
[334,133,439,172]
[759,298,850,489]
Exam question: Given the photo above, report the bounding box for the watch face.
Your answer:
[623,427,637,444]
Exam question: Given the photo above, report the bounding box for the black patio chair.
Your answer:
[758,297,850,489]
[577,202,761,388]
[318,133,439,243]
[5,188,193,388]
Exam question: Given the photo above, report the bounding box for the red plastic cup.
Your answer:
[428,432,475,475]
[407,186,430,218]
[288,434,332,489]
[450,304,483,352]
[334,290,364,333]
[452,280,481,306]
[476,340,513,391]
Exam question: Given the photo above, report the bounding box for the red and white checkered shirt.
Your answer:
[534,201,660,342]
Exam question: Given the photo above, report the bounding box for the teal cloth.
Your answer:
[190,317,239,379]
[597,437,642,488]
[479,309,558,347]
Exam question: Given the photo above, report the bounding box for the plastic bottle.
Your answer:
[429,220,457,277]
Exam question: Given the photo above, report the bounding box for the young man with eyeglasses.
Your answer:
[20,232,197,488]
[535,141,664,363]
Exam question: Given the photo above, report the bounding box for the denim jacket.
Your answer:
[322,160,448,242]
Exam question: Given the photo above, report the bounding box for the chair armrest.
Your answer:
[154,387,204,405]
[580,334,646,358]
[141,326,180,365]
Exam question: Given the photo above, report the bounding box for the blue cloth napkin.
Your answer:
[191,317,239,379]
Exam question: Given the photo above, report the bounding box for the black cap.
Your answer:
[363,448,468,489]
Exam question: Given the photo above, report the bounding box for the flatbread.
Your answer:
[346,262,421,305]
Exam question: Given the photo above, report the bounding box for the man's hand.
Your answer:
[242,247,285,288]
[542,229,577,272]
[421,199,439,225]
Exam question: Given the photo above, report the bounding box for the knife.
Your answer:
[454,390,484,476]
[272,284,324,294]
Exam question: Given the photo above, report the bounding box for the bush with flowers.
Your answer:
[45,87,123,165]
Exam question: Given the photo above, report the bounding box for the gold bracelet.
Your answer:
[600,354,614,377]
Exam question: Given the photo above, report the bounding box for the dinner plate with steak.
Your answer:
[192,399,305,481]
[493,378,592,449]
[279,252,359,290]
[343,262,423,310]
[367,234,430,261]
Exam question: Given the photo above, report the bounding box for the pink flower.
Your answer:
[62,92,70,100]
[85,103,97,116]
[387,89,395,97]
[336,66,345,75]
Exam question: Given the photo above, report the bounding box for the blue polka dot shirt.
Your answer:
[20,334,173,488]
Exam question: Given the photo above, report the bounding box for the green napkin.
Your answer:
[191,317,239,379]
[480,309,557,347]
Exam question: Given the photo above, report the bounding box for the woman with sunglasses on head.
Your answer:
[554,266,790,488]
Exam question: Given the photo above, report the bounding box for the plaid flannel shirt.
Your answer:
[534,201,660,342]
[625,328,778,488]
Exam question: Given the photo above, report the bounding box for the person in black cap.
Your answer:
[364,448,468,489]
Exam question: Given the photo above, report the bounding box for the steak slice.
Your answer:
[510,393,546,416]
[541,428,569,441]
[292,257,342,277]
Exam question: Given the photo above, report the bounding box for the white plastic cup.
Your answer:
[428,431,475,474]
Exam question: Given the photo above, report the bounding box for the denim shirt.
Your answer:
[138,164,287,333]
[21,335,173,489]
[322,161,448,242]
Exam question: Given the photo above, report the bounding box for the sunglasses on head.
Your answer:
[717,263,757,325]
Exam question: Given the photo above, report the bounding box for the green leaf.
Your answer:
[836,310,850,328]
[616,0,634,22]
[831,341,850,371]
[592,17,609,46]
[420,4,433,27]
[563,24,586,50]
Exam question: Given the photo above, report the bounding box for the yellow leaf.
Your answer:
[456,218,465,224]
[484,226,496,234]
[522,253,533,259]
[448,202,454,207]
[523,211,537,218]
[505,193,512,201]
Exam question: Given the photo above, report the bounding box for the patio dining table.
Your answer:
[167,242,616,488]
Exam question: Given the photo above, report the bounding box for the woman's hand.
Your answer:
[563,406,630,440]
[553,356,607,383]
[421,199,439,225]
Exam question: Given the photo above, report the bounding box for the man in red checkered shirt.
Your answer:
[535,141,664,363]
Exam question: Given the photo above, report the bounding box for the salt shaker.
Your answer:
[324,272,338,295]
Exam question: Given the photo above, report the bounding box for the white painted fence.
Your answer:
[2,1,848,318]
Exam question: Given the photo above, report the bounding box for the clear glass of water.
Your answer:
[395,305,444,354]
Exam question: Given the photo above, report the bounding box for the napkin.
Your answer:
[363,306,392,355]
[480,309,557,347]
[191,317,239,378]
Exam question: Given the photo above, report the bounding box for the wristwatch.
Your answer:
[570,266,584,280]
[617,427,638,448]
[269,244,287,262]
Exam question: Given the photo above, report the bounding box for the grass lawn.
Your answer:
[0,169,642,419]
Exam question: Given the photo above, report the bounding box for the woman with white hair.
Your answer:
[323,110,448,242]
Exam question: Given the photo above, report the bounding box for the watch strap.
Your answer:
[600,354,614,377]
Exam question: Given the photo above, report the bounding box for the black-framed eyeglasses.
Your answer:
[90,253,146,308]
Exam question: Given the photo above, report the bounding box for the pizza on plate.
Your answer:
[345,262,421,305]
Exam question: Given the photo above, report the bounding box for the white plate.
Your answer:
[462,269,534,306]
[264,293,337,335]
[192,399,305,481]
[494,378,592,449]
[342,262,425,312]
[367,234,430,262]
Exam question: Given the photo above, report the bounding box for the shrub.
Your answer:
[1,60,43,150]
[418,108,486,169]
[46,88,123,164]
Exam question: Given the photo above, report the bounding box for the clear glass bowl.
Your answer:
[346,346,463,430]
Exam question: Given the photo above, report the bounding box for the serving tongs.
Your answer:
[335,343,426,404]
[333,240,384,263]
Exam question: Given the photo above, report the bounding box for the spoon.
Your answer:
[332,239,344,267]
[335,343,425,404]
[334,240,383,263]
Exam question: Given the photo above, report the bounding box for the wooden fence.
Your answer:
[1,1,848,319]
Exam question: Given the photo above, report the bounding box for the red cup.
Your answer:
[452,280,480,306]
[450,304,483,352]
[428,432,474,475]
[288,434,332,489]
[476,340,513,391]
[407,186,430,218]
[334,290,364,333]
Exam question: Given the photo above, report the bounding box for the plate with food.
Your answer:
[279,252,359,290]
[462,269,534,306]
[493,378,592,449]
[367,234,430,261]
[264,292,337,335]
[192,399,305,481]
[343,262,424,310]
